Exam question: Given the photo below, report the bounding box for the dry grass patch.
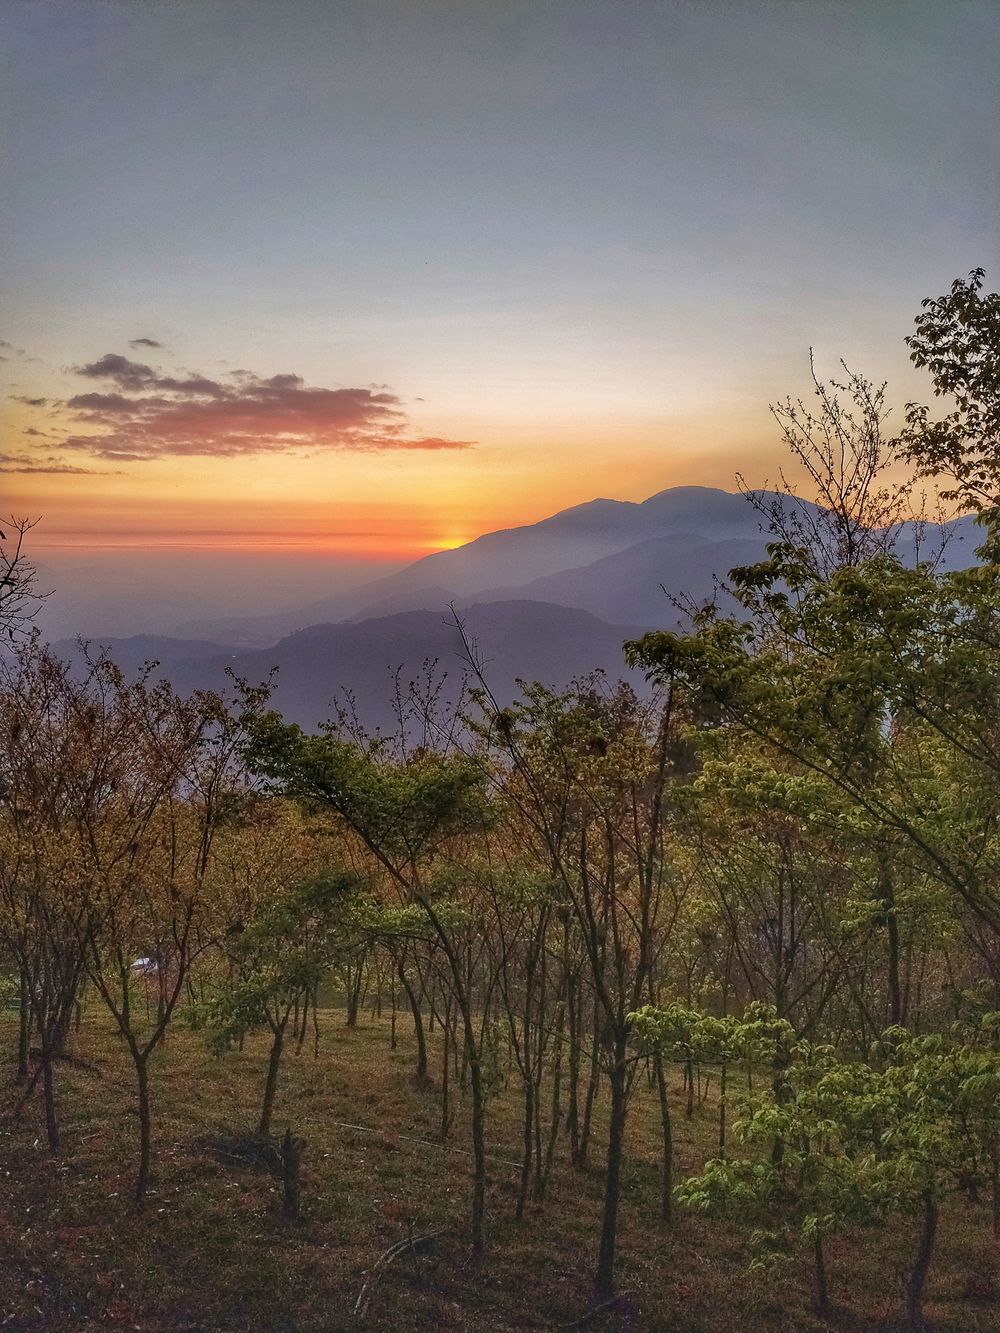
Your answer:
[1,1010,997,1331]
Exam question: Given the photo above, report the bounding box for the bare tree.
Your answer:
[1,517,49,640]
[737,354,934,579]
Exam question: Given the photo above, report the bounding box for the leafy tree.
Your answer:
[873,1023,1000,1330]
[902,267,1000,509]
[473,674,689,1293]
[674,1039,876,1318]
[670,1020,1000,1330]
[247,714,496,1256]
[80,667,269,1207]
[197,869,358,1137]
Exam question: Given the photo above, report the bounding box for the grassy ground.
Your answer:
[1,1008,997,1332]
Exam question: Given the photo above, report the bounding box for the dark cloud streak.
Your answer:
[53,352,472,460]
[0,451,117,475]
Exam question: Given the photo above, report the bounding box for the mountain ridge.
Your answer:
[45,486,982,735]
[172,485,783,645]
[55,599,654,733]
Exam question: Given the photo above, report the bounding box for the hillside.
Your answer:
[471,533,764,625]
[59,601,652,733]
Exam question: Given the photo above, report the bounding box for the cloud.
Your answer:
[73,352,160,391]
[49,352,473,461]
[129,337,164,349]
[0,451,116,475]
[402,437,478,451]
[12,395,49,407]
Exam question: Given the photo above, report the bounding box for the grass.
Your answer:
[1,1008,998,1331]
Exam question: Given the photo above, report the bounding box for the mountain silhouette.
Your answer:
[45,487,979,733]
[174,486,781,644]
[56,601,652,733]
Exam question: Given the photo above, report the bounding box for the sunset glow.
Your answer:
[3,1,997,568]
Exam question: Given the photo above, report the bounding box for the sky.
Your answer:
[1,0,998,589]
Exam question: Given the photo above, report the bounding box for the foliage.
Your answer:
[901,267,1000,507]
[4,270,1000,1324]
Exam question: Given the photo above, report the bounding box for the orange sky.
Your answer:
[3,2,996,563]
[2,383,787,558]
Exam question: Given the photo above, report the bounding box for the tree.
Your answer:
[739,353,919,583]
[901,267,1000,509]
[247,715,496,1256]
[0,517,48,640]
[672,1035,871,1319]
[197,866,357,1138]
[667,1019,1000,1330]
[471,673,689,1294]
[0,640,162,1148]
[872,1023,1000,1331]
[80,666,269,1207]
[628,272,1000,938]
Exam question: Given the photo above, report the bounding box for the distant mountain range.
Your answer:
[46,486,981,734]
[53,602,652,733]
[172,485,780,644]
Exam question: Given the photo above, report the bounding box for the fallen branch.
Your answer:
[564,1292,632,1329]
[326,1117,521,1169]
[353,1227,445,1319]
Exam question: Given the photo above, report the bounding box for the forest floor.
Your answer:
[1,1008,998,1332]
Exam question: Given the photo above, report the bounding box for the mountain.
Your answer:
[391,485,773,594]
[59,601,652,734]
[38,488,979,649]
[173,486,780,644]
[45,491,983,735]
[471,533,765,626]
[172,487,977,648]
[50,634,239,675]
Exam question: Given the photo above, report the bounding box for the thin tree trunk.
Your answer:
[134,1051,151,1209]
[41,1046,59,1150]
[469,1049,486,1257]
[578,1005,601,1168]
[595,1031,628,1296]
[439,997,452,1140]
[397,960,428,1083]
[653,1048,673,1222]
[537,995,565,1200]
[881,855,903,1026]
[814,1235,830,1317]
[516,1066,534,1220]
[259,1017,286,1138]
[905,1191,938,1333]
[718,1059,728,1157]
[296,987,310,1055]
[281,1127,303,1220]
[346,958,364,1027]
[566,977,581,1161]
[887,907,903,1026]
[17,967,31,1085]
